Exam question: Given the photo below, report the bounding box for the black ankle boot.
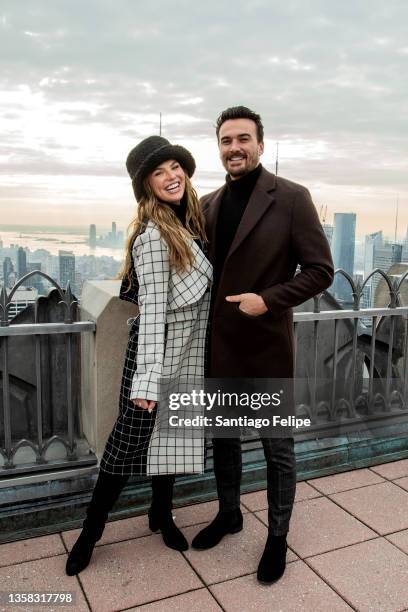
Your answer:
[148,475,187,551]
[65,526,103,576]
[257,534,288,584]
[148,508,188,551]
[191,509,243,550]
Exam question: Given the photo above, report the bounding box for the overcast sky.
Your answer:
[1,0,407,238]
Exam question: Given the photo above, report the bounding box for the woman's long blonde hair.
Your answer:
[120,172,207,291]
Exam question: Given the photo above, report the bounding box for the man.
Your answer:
[192,106,334,584]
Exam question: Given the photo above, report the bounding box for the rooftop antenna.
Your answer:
[394,195,399,243]
[275,141,279,176]
[159,112,162,136]
[319,205,327,223]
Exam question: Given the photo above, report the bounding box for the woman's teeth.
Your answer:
[165,182,180,192]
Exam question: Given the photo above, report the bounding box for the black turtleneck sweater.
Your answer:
[166,195,187,227]
[213,163,262,295]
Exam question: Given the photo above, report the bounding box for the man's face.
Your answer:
[218,118,264,179]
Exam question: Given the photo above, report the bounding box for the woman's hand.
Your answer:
[132,399,157,413]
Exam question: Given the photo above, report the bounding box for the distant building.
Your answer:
[364,232,383,278]
[27,262,42,274]
[363,231,402,307]
[26,262,45,294]
[93,222,124,249]
[3,257,15,288]
[87,255,97,277]
[59,250,76,290]
[322,223,333,246]
[362,231,383,310]
[7,287,38,320]
[403,226,408,261]
[374,242,402,286]
[17,247,28,279]
[331,213,356,304]
[376,243,402,268]
[89,224,97,248]
[354,273,364,285]
[75,271,83,294]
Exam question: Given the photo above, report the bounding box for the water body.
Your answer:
[0,226,125,261]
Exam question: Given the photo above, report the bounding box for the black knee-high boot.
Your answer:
[65,471,129,576]
[148,475,188,551]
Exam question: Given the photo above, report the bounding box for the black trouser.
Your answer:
[212,437,296,536]
[83,471,176,535]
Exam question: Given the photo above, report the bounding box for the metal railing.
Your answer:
[290,267,408,438]
[0,271,96,475]
[1,267,408,476]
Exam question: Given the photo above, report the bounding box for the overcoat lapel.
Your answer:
[204,169,278,265]
[226,169,277,261]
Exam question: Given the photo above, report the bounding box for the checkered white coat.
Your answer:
[100,221,212,476]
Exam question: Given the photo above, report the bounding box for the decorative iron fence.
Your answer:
[0,271,96,476]
[290,266,408,439]
[1,267,408,478]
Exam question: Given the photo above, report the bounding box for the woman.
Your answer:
[66,136,212,576]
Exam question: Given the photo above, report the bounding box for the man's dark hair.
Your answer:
[215,106,264,143]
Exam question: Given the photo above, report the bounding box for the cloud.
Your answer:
[0,0,407,233]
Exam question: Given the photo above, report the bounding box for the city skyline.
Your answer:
[0,1,407,235]
[0,231,122,302]
[2,209,407,276]
[1,215,407,245]
[2,208,408,322]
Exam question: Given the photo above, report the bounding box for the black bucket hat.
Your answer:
[126,135,196,201]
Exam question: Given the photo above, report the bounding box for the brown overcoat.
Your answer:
[201,167,334,379]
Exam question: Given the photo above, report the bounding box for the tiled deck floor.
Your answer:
[2,460,408,611]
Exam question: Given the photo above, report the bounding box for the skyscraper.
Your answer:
[89,224,97,248]
[322,223,334,246]
[364,231,383,279]
[2,257,14,288]
[331,213,356,304]
[372,243,402,304]
[111,221,117,243]
[17,247,27,279]
[59,250,76,290]
[403,226,408,261]
[362,231,383,309]
[27,262,44,294]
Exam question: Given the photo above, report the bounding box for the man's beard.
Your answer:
[229,168,246,177]
[227,157,258,178]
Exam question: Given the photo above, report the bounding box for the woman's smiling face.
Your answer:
[148,159,186,203]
